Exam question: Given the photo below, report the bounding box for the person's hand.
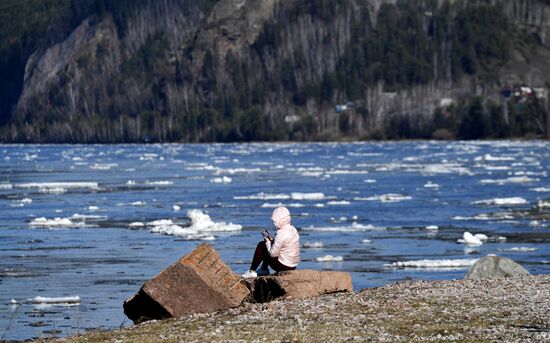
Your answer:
[262,229,273,241]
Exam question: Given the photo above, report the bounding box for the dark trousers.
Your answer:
[250,241,296,272]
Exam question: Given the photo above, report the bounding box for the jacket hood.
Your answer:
[271,207,291,229]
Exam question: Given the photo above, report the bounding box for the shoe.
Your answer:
[256,268,270,276]
[241,270,257,278]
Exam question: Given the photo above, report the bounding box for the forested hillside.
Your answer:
[0,0,549,142]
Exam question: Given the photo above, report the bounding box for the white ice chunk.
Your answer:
[17,182,98,189]
[88,206,99,212]
[261,202,305,208]
[354,194,412,203]
[187,209,242,232]
[386,259,478,268]
[480,176,539,185]
[210,176,232,184]
[473,197,527,206]
[173,205,181,211]
[498,247,537,252]
[531,187,550,192]
[327,200,351,206]
[457,232,483,246]
[31,296,80,304]
[234,193,290,200]
[90,163,117,170]
[426,225,439,230]
[474,154,515,161]
[474,233,488,241]
[128,222,145,228]
[29,217,79,227]
[290,192,325,200]
[316,255,343,262]
[303,223,378,232]
[424,182,440,189]
[303,241,324,248]
[145,180,173,186]
[0,183,13,190]
[147,219,174,226]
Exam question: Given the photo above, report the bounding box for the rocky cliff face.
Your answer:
[3,0,550,142]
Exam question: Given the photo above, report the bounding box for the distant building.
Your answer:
[440,98,454,107]
[284,115,300,124]
[335,105,348,113]
[335,101,355,113]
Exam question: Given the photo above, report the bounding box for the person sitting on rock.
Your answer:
[242,206,300,278]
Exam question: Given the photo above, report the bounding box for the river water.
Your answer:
[1,141,549,340]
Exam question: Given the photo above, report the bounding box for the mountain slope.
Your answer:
[1,0,549,142]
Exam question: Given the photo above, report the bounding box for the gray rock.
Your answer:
[465,255,530,280]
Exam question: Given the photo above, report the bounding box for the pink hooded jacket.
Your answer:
[265,207,300,267]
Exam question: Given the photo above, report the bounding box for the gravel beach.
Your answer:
[42,275,549,342]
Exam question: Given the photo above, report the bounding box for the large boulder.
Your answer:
[124,243,249,323]
[465,255,530,280]
[247,270,353,303]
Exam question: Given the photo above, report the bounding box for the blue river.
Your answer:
[0,141,549,340]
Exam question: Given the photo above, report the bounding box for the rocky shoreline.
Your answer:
[40,274,549,342]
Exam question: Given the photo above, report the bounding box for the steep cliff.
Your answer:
[1,0,549,142]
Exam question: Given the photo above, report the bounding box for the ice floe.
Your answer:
[480,176,539,185]
[147,219,174,226]
[173,205,181,211]
[31,296,80,305]
[88,206,99,212]
[145,180,173,186]
[261,202,305,208]
[327,200,351,206]
[497,247,537,252]
[474,154,515,162]
[325,170,369,175]
[457,232,488,246]
[234,193,290,200]
[128,222,145,228]
[303,223,378,232]
[386,259,478,268]
[149,210,241,240]
[453,212,515,221]
[361,239,372,243]
[303,241,324,248]
[11,198,32,207]
[217,167,261,174]
[426,225,439,230]
[472,197,527,206]
[291,192,325,200]
[187,209,242,232]
[538,200,550,209]
[17,182,99,190]
[90,163,117,170]
[0,183,12,190]
[210,176,232,184]
[424,182,440,189]
[29,217,82,228]
[316,255,343,262]
[354,194,412,203]
[531,187,550,192]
